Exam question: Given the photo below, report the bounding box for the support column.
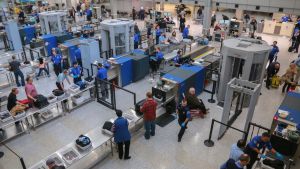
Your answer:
[235,9,243,20]
[110,0,118,19]
[203,0,212,36]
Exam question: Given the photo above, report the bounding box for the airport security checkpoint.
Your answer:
[1,0,300,169]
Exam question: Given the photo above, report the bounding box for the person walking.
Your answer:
[266,62,280,89]
[112,109,131,160]
[97,63,109,99]
[36,58,50,80]
[268,41,279,63]
[177,99,191,142]
[132,7,136,20]
[9,55,25,87]
[140,92,157,140]
[244,132,283,169]
[281,63,297,93]
[179,15,186,33]
[51,49,62,76]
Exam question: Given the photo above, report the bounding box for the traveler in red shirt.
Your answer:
[140,92,157,140]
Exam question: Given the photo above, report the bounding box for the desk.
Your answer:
[271,92,300,159]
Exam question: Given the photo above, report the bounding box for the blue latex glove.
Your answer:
[276,152,284,160]
[181,122,185,128]
[260,154,267,159]
[73,74,79,78]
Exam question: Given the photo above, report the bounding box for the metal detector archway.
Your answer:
[218,78,261,139]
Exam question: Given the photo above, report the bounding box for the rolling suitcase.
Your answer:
[271,76,281,88]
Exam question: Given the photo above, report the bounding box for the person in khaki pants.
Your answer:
[7,88,27,116]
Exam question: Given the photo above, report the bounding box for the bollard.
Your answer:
[204,119,215,147]
[208,80,216,103]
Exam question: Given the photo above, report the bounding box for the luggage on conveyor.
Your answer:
[76,135,92,150]
[135,99,146,116]
[76,81,87,90]
[34,94,49,108]
[261,158,285,169]
[102,121,114,136]
[271,75,281,88]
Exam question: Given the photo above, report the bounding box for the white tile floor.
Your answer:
[0,13,300,169]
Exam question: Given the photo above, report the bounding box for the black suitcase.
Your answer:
[262,159,284,169]
[135,99,146,116]
[34,94,49,108]
[102,121,113,131]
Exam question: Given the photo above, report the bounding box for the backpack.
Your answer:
[34,95,49,108]
[76,135,91,148]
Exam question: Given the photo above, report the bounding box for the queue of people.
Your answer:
[221,132,284,169]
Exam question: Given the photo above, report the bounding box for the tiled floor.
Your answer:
[0,13,300,169]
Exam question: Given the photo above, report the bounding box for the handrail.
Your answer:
[204,118,247,147]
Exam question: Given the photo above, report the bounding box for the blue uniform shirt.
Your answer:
[156,51,164,61]
[247,136,272,150]
[51,54,62,65]
[159,35,166,43]
[156,28,162,37]
[113,117,131,143]
[134,33,140,43]
[269,45,279,57]
[70,66,81,78]
[75,48,81,60]
[182,27,189,38]
[281,16,289,22]
[97,67,108,80]
[86,9,92,17]
[229,143,244,161]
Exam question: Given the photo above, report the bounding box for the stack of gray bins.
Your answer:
[125,53,149,82]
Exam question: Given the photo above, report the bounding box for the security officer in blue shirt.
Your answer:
[134,33,139,49]
[74,47,82,67]
[182,25,190,39]
[113,109,131,160]
[173,50,183,66]
[51,49,62,76]
[177,99,191,142]
[269,41,279,63]
[97,63,108,99]
[150,47,164,72]
[69,62,82,84]
[244,132,283,169]
[155,25,162,45]
[86,8,92,21]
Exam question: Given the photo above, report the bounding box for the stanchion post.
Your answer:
[20,157,26,169]
[204,119,215,147]
[208,80,216,103]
